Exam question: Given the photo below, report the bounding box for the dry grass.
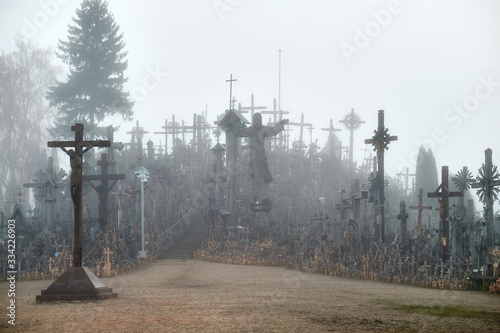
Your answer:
[1,259,499,332]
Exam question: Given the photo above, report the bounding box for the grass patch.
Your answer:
[389,303,500,321]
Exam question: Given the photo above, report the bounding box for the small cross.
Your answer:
[226,74,237,111]
[103,247,114,263]
[490,245,500,278]
[66,254,73,267]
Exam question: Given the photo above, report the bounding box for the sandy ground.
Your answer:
[1,259,499,333]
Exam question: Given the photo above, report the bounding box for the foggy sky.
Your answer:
[2,0,500,193]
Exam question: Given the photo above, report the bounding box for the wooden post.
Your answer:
[428,166,462,262]
[289,113,312,152]
[471,149,500,252]
[84,153,126,230]
[397,201,409,251]
[364,110,397,242]
[490,245,500,278]
[409,188,432,234]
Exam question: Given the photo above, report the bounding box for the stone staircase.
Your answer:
[161,214,208,260]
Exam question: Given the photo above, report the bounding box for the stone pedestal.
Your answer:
[36,267,117,302]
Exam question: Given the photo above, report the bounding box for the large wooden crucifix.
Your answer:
[427,165,462,261]
[471,148,500,252]
[48,123,110,268]
[289,113,312,152]
[84,153,126,230]
[340,108,365,166]
[364,110,397,242]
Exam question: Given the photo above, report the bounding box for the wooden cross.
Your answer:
[421,261,430,277]
[23,157,66,228]
[226,74,237,110]
[289,113,312,151]
[238,94,267,120]
[339,108,365,166]
[437,260,446,278]
[47,257,55,278]
[348,179,368,220]
[471,148,500,251]
[103,247,114,263]
[409,188,432,235]
[364,110,397,242]
[397,201,409,251]
[105,126,124,174]
[490,245,500,278]
[396,167,416,195]
[261,98,290,126]
[127,120,149,160]
[48,123,110,268]
[270,98,290,148]
[321,119,341,156]
[66,253,73,268]
[111,182,130,230]
[428,166,462,261]
[84,153,126,230]
[154,118,170,155]
[168,115,180,148]
[103,247,114,277]
[336,190,352,221]
[397,258,404,274]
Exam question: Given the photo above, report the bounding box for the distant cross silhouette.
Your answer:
[226,74,237,111]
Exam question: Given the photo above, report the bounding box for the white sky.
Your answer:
[2,0,500,188]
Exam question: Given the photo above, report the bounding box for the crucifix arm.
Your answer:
[272,119,289,135]
[106,180,119,193]
[51,142,73,156]
[81,140,108,154]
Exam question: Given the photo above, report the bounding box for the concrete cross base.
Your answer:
[36,267,117,302]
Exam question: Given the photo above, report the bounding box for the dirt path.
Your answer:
[1,259,499,332]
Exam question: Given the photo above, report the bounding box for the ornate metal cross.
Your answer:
[364,110,397,242]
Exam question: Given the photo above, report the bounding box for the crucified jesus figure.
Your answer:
[57,147,83,208]
[231,112,288,202]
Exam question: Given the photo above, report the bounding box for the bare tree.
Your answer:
[0,37,61,206]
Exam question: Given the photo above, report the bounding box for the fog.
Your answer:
[2,0,500,179]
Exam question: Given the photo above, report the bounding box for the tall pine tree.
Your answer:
[48,0,133,138]
[415,146,439,207]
